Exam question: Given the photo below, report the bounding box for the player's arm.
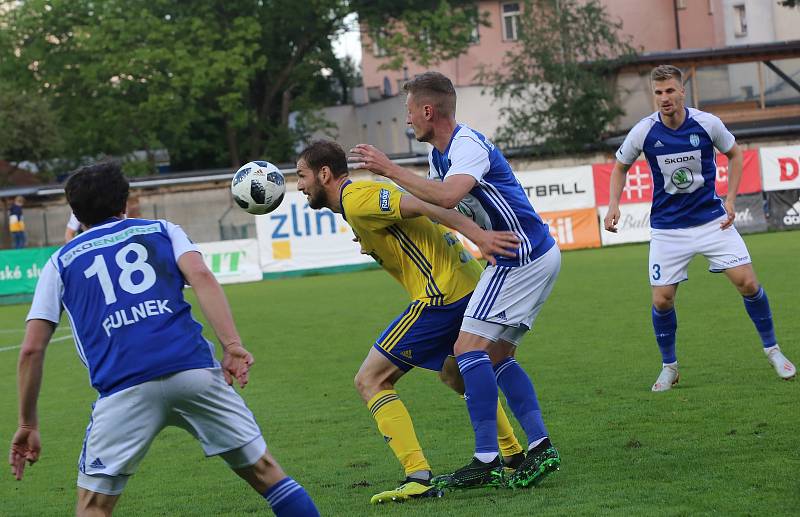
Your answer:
[720,143,743,229]
[178,251,252,388]
[604,160,632,233]
[11,319,54,480]
[399,194,519,265]
[349,143,475,208]
[64,227,77,243]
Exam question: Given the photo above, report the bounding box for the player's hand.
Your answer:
[348,144,394,177]
[473,230,520,266]
[604,206,620,233]
[222,344,254,389]
[720,199,736,229]
[9,426,40,481]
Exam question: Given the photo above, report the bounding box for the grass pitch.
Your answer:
[1,232,798,516]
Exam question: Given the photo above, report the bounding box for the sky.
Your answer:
[332,13,362,65]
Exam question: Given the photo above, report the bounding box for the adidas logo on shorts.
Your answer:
[89,457,106,470]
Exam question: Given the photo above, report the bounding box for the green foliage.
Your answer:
[478,0,637,154]
[1,232,798,515]
[0,0,482,173]
[0,86,62,177]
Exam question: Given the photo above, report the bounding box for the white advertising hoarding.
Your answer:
[516,166,596,212]
[759,144,800,192]
[255,191,373,274]
[196,239,263,284]
[597,203,652,246]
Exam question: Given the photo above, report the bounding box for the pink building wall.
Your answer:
[361,0,727,92]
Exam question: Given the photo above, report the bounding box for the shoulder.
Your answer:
[687,108,726,130]
[628,112,659,137]
[451,125,492,155]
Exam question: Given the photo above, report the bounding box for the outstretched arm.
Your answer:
[349,144,475,208]
[178,251,253,388]
[10,319,54,480]
[603,161,631,233]
[399,194,519,265]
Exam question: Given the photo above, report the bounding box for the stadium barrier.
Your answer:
[196,239,263,285]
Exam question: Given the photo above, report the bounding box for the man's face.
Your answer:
[296,159,327,210]
[406,93,434,143]
[652,78,685,117]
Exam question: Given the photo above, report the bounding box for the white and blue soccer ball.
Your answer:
[231,160,286,215]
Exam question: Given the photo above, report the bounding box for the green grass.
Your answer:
[1,232,799,516]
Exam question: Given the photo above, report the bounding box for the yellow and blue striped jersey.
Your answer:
[340,180,481,305]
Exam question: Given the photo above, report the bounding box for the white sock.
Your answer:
[764,344,779,355]
[474,452,499,463]
[527,437,547,451]
[663,361,678,368]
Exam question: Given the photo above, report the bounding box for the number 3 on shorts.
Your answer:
[651,263,661,281]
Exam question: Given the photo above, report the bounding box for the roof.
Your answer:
[620,40,800,69]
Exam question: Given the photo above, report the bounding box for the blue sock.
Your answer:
[652,306,677,364]
[743,287,776,348]
[262,477,320,517]
[457,351,498,456]
[494,357,548,446]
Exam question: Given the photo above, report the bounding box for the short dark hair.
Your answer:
[651,65,683,83]
[402,71,457,117]
[298,140,349,177]
[65,161,129,226]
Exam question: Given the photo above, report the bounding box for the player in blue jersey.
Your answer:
[604,64,796,391]
[8,162,319,517]
[350,71,562,490]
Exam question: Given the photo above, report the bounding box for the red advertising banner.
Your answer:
[715,149,761,196]
[592,149,761,205]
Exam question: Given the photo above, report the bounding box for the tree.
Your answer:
[0,0,484,172]
[477,0,637,154]
[0,86,62,180]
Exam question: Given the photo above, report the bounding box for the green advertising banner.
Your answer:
[0,246,59,296]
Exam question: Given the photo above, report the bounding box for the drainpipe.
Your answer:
[673,0,682,49]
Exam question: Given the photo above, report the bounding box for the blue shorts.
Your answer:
[373,294,471,372]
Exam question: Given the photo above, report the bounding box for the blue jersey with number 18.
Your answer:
[27,218,216,397]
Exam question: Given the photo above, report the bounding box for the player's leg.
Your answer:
[76,489,120,517]
[724,264,796,379]
[704,222,796,380]
[75,380,167,516]
[166,368,319,516]
[649,228,694,392]
[439,356,525,468]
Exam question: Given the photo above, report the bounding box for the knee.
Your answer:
[652,293,675,311]
[354,371,388,402]
[237,453,287,494]
[439,368,464,394]
[76,490,116,517]
[739,280,760,297]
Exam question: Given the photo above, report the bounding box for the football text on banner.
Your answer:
[759,145,800,191]
[196,239,262,285]
[766,189,800,231]
[732,194,768,234]
[255,191,373,273]
[515,166,596,212]
[597,203,651,246]
[539,207,601,250]
[0,246,59,296]
[592,150,761,205]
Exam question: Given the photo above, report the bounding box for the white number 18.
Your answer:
[83,243,157,304]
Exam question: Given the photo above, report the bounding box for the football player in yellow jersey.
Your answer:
[297,140,524,504]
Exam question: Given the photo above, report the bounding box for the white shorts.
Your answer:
[649,216,752,286]
[461,244,561,345]
[77,367,265,495]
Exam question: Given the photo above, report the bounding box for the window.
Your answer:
[502,2,520,41]
[372,30,388,57]
[470,20,480,44]
[733,4,747,37]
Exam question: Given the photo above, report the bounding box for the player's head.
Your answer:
[296,139,349,210]
[13,195,24,206]
[650,65,685,117]
[65,161,129,227]
[403,71,457,142]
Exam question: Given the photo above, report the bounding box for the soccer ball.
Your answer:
[231,161,286,215]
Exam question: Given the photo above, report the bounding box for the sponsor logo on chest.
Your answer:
[656,150,704,195]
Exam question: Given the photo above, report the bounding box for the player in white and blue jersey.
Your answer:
[604,64,795,391]
[350,71,561,490]
[8,162,319,517]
